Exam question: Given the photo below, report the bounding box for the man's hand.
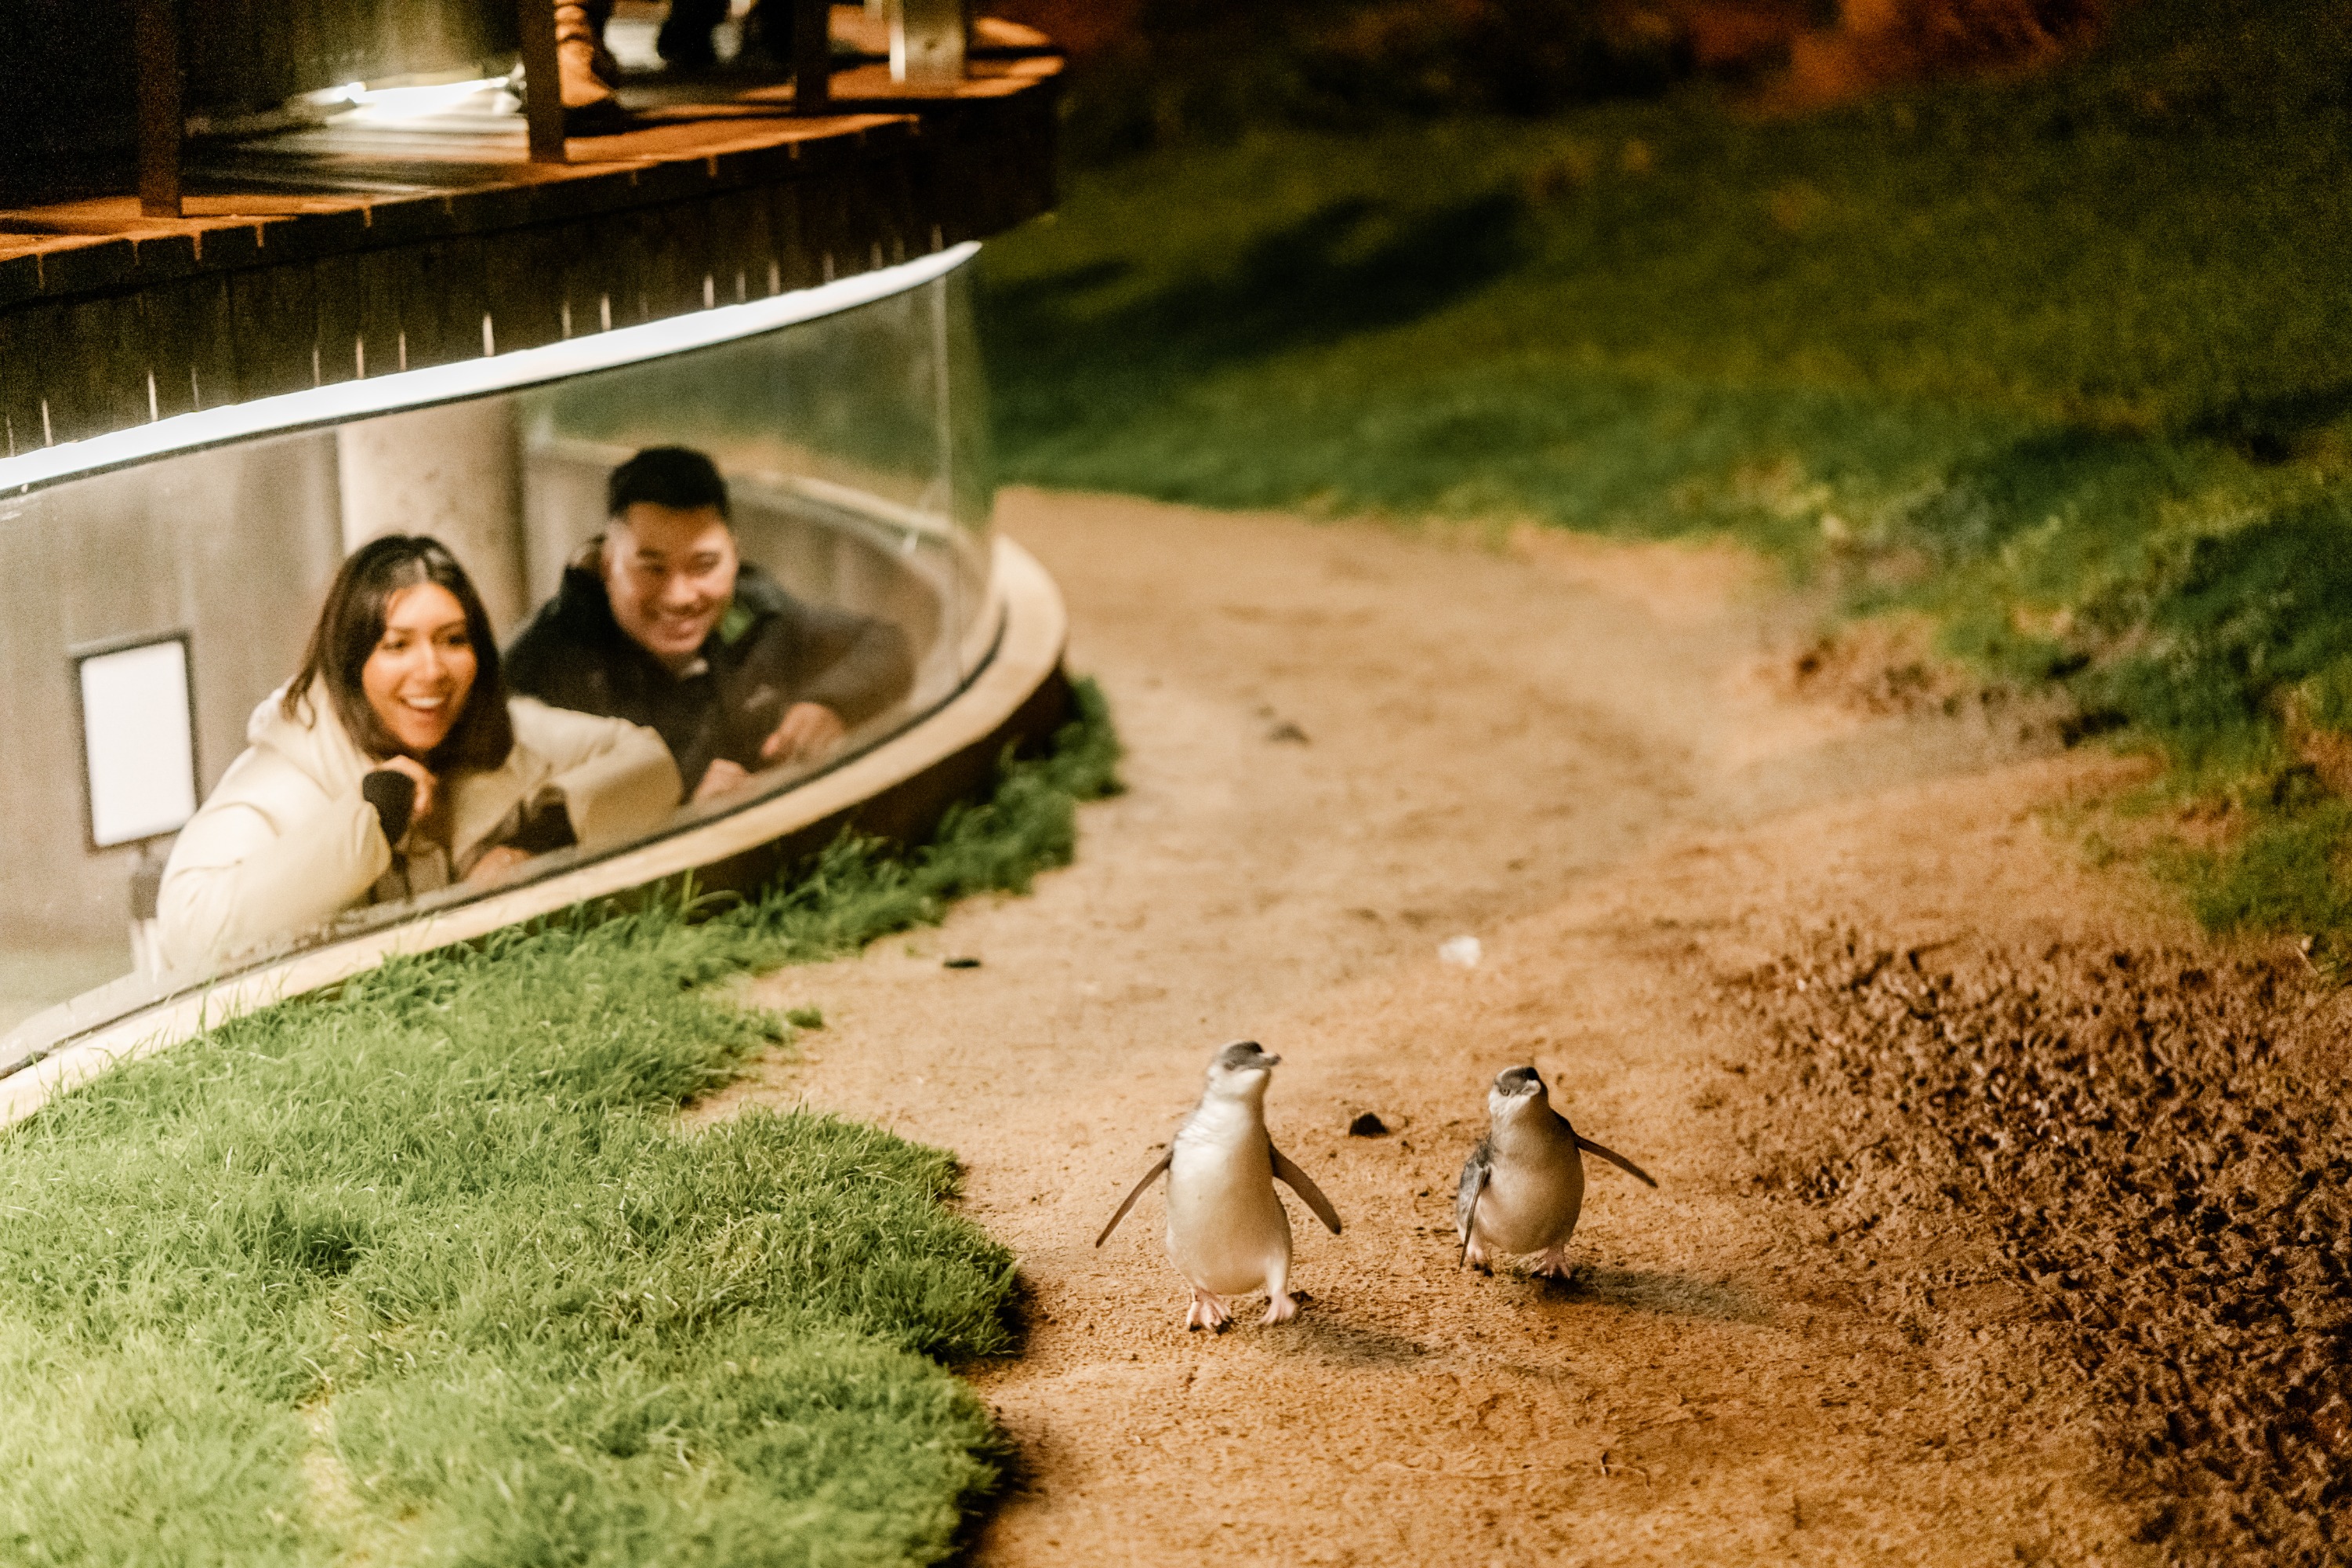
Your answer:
[691,758,753,804]
[690,705,845,805]
[760,702,846,767]
[464,845,534,887]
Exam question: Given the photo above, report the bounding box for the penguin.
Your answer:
[1097,1040,1344,1330]
[1455,1065,1655,1277]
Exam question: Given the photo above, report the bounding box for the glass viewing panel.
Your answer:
[0,259,998,1047]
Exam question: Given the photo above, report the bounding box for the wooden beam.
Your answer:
[793,0,832,113]
[132,0,183,218]
[519,0,568,163]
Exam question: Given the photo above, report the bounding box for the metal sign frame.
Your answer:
[68,629,201,855]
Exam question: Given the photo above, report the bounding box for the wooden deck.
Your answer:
[0,48,1059,456]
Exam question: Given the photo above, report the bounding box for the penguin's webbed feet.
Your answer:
[1261,1290,1299,1325]
[1527,1247,1574,1281]
[1461,1237,1493,1274]
[1185,1288,1232,1332]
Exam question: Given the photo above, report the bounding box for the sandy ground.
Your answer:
[706,489,2205,1566]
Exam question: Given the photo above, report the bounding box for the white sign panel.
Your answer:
[78,638,198,848]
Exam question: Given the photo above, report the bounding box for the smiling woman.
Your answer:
[154,537,682,972]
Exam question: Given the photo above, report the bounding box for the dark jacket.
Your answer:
[504,557,915,791]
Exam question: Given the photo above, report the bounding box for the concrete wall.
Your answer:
[0,433,343,946]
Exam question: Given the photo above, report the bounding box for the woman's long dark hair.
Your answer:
[285,535,514,771]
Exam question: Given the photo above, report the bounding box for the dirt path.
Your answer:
[708,490,2195,1565]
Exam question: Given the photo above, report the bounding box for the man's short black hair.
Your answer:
[608,446,731,521]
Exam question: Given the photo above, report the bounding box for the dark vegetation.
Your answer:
[1731,932,2350,1563]
[1042,0,1692,162]
[981,0,2352,950]
[0,684,1120,1567]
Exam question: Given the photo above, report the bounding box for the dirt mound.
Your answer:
[1729,933,2352,1563]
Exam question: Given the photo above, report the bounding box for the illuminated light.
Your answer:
[0,244,981,496]
[336,76,520,125]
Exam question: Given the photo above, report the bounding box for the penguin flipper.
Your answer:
[1575,1135,1657,1188]
[1269,1141,1344,1234]
[1455,1146,1492,1269]
[1095,1151,1173,1247]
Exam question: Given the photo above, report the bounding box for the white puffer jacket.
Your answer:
[158,688,681,972]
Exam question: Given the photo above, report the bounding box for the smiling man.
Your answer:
[504,447,914,803]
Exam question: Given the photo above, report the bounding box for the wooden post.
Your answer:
[132,0,183,217]
[793,0,831,112]
[518,0,568,163]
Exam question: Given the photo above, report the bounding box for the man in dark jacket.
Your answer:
[505,446,915,804]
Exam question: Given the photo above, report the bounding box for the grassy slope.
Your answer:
[981,0,2352,946]
[0,685,1120,1568]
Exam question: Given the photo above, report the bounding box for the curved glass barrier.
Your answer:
[0,249,997,1060]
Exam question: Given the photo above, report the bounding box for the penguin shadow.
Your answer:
[1283,1294,1436,1366]
[1520,1263,1769,1323]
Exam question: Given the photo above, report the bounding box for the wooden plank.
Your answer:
[310,249,365,387]
[517,0,567,164]
[180,273,241,412]
[0,310,40,459]
[764,171,814,295]
[136,287,188,420]
[132,0,184,219]
[792,0,831,113]
[28,238,141,299]
[226,263,322,401]
[704,187,774,308]
[480,223,566,358]
[409,235,493,367]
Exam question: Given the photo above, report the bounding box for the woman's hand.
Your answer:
[377,754,439,825]
[464,845,534,887]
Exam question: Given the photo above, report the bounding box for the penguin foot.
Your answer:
[1527,1247,1573,1280]
[1185,1289,1231,1332]
[1261,1290,1300,1325]
[1462,1238,1493,1273]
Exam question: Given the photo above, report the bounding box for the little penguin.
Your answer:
[1456,1065,1656,1277]
[1097,1040,1344,1330]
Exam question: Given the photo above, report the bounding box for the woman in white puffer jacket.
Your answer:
[158,535,681,973]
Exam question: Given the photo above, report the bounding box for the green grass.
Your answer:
[0,682,1120,1567]
[979,0,2352,943]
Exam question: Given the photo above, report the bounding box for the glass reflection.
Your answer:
[503,447,914,808]
[156,538,682,974]
[0,263,996,1053]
